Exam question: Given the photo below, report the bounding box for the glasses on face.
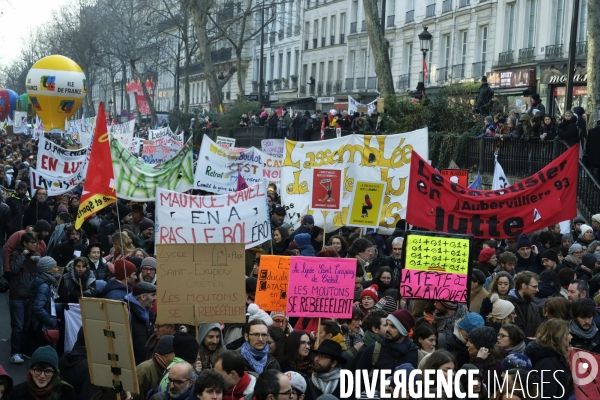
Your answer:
[167,377,191,386]
[32,368,54,376]
[498,334,508,339]
[273,319,285,325]
[278,390,294,398]
[249,333,269,339]
[299,340,311,346]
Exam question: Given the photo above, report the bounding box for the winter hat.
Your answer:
[247,303,273,326]
[114,259,137,280]
[131,204,145,214]
[116,203,132,219]
[490,293,515,320]
[375,295,398,314]
[516,234,532,249]
[285,371,307,394]
[302,215,314,226]
[387,310,415,336]
[282,223,293,231]
[273,207,286,216]
[471,269,486,285]
[573,216,586,225]
[155,335,175,355]
[128,257,143,271]
[478,248,496,263]
[34,219,51,233]
[37,256,57,273]
[581,224,593,236]
[270,311,286,319]
[294,233,311,247]
[484,116,494,124]
[582,253,596,269]
[501,353,533,371]
[133,281,156,296]
[457,312,484,334]
[592,214,600,224]
[565,110,574,117]
[288,242,300,250]
[245,277,257,293]
[519,114,530,122]
[461,363,482,378]
[438,301,458,310]
[468,326,497,349]
[562,233,573,245]
[541,250,559,263]
[57,204,68,213]
[173,331,200,364]
[569,243,584,255]
[31,345,59,371]
[141,257,156,270]
[361,284,379,302]
[138,218,154,233]
[573,106,585,116]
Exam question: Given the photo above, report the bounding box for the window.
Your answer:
[389,46,394,65]
[295,50,299,75]
[349,51,355,78]
[313,19,319,48]
[461,31,467,65]
[270,55,275,80]
[578,0,587,42]
[507,3,515,51]
[362,49,368,78]
[340,13,346,43]
[337,59,344,81]
[554,0,564,44]
[405,43,412,75]
[444,34,451,68]
[527,0,536,48]
[278,53,283,79]
[322,18,327,46]
[286,51,291,78]
[481,26,488,63]
[330,15,336,45]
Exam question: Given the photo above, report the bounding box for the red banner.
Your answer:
[135,95,151,115]
[406,146,578,239]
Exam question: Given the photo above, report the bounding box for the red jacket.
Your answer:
[2,228,47,272]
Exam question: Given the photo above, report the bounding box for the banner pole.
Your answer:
[316,317,322,348]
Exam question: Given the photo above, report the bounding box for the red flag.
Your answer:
[276,105,284,117]
[236,170,248,191]
[423,58,429,80]
[75,102,116,229]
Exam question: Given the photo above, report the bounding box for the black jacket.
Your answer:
[129,297,156,365]
[557,118,579,147]
[22,197,53,228]
[508,291,541,339]
[525,341,570,400]
[5,193,30,235]
[570,324,600,353]
[88,257,112,282]
[355,337,419,387]
[58,268,96,303]
[586,126,600,167]
[8,381,77,400]
[9,248,38,299]
[59,344,101,399]
[304,376,342,400]
[0,202,11,245]
[235,347,281,373]
[514,252,542,275]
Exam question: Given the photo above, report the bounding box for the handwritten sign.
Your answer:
[400,232,472,304]
[255,255,290,311]
[155,243,247,325]
[261,139,284,157]
[216,136,236,149]
[347,181,387,228]
[440,169,469,187]
[311,168,343,211]
[286,256,355,318]
[155,182,271,249]
[37,136,88,177]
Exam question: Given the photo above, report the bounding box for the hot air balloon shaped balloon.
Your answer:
[18,93,29,112]
[0,89,19,121]
[25,55,87,131]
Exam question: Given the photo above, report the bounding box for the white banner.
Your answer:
[261,139,285,158]
[216,136,236,149]
[492,155,509,190]
[65,116,96,146]
[156,181,271,248]
[280,130,428,234]
[141,136,182,164]
[347,96,377,116]
[148,126,183,144]
[37,136,89,177]
[108,120,136,151]
[30,168,85,196]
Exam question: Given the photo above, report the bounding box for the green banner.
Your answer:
[110,136,195,200]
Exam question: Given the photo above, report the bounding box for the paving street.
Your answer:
[0,292,28,385]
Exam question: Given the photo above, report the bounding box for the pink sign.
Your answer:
[286,256,356,318]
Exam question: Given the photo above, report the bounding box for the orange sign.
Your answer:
[255,255,290,312]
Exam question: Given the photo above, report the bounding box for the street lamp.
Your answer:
[418,27,432,86]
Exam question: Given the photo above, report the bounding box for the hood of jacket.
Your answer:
[100,278,128,296]
[70,268,96,288]
[29,276,47,296]
[0,363,13,396]
[125,293,150,325]
[294,233,311,248]
[525,341,565,366]
[198,323,224,349]
[60,344,88,368]
[536,281,560,299]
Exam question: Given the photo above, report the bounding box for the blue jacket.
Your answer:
[101,279,129,301]
[30,277,57,329]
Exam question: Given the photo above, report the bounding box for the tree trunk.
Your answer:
[362,0,394,96]
[588,0,600,127]
[130,59,158,125]
[122,63,131,119]
[183,52,191,113]
[236,49,245,99]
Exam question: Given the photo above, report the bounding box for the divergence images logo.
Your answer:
[571,350,599,386]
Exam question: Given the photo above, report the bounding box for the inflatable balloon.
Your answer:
[26,55,87,131]
[0,89,19,121]
[17,93,29,112]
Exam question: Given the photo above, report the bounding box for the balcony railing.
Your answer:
[472,61,487,79]
[367,76,377,89]
[442,0,452,13]
[406,10,414,23]
[313,38,318,49]
[350,22,357,33]
[545,44,563,59]
[498,50,514,65]
[577,41,588,56]
[308,84,315,95]
[452,64,466,80]
[426,4,435,17]
[355,77,366,89]
[321,37,326,47]
[325,81,332,94]
[345,77,354,90]
[459,0,469,7]
[437,67,449,83]
[304,40,309,50]
[340,33,345,44]
[518,47,535,63]
[330,35,335,45]
[316,82,323,95]
[333,81,342,93]
[387,15,395,26]
[299,84,306,94]
[397,74,410,91]
[361,20,366,31]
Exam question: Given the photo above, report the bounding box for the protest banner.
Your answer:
[30,168,85,196]
[255,255,290,312]
[110,136,195,200]
[347,181,387,228]
[155,181,271,249]
[400,231,472,304]
[440,169,469,187]
[37,135,88,177]
[66,116,95,146]
[195,134,270,194]
[348,96,376,116]
[311,168,343,211]
[280,130,428,234]
[405,145,579,238]
[141,137,182,164]
[148,127,184,143]
[263,154,283,185]
[569,347,600,400]
[286,256,356,318]
[261,139,285,157]
[108,120,135,149]
[216,136,236,149]
[155,243,247,325]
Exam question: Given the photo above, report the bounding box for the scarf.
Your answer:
[125,293,150,325]
[434,305,467,332]
[506,340,526,354]
[224,372,251,400]
[564,255,581,267]
[311,367,340,395]
[453,324,467,344]
[363,330,381,346]
[26,371,73,400]
[328,333,347,351]
[240,342,269,374]
[38,272,60,299]
[391,258,402,288]
[570,319,599,340]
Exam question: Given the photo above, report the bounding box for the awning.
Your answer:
[285,97,315,106]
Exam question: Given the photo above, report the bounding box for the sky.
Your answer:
[0,0,74,68]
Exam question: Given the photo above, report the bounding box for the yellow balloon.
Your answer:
[26,55,87,131]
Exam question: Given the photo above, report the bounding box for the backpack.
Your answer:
[369,342,425,378]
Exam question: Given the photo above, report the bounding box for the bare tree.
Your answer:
[588,0,600,126]
[362,0,394,96]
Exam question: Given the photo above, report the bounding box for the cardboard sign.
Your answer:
[311,168,343,211]
[400,232,472,304]
[255,255,290,311]
[155,182,271,249]
[406,146,578,239]
[216,136,236,149]
[286,256,356,318]
[347,181,387,228]
[155,243,247,325]
[440,169,469,187]
[261,139,285,157]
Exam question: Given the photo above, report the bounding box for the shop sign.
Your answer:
[486,68,535,89]
[548,74,588,84]
[553,86,588,96]
[539,65,588,85]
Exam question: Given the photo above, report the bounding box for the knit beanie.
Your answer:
[471,269,486,285]
[490,293,515,320]
[562,233,573,245]
[113,259,137,280]
[478,248,496,263]
[361,284,379,302]
[457,312,484,334]
[31,345,59,371]
[541,250,559,263]
[569,243,583,255]
[155,335,175,355]
[247,303,273,326]
[141,257,157,269]
[468,326,497,349]
[387,310,415,337]
[173,331,200,364]
[516,234,532,249]
[501,353,533,371]
[375,295,398,314]
[138,218,154,233]
[581,224,593,237]
[37,256,57,273]
[592,214,600,224]
[438,301,458,310]
[582,253,596,269]
[270,311,286,319]
[34,219,51,233]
